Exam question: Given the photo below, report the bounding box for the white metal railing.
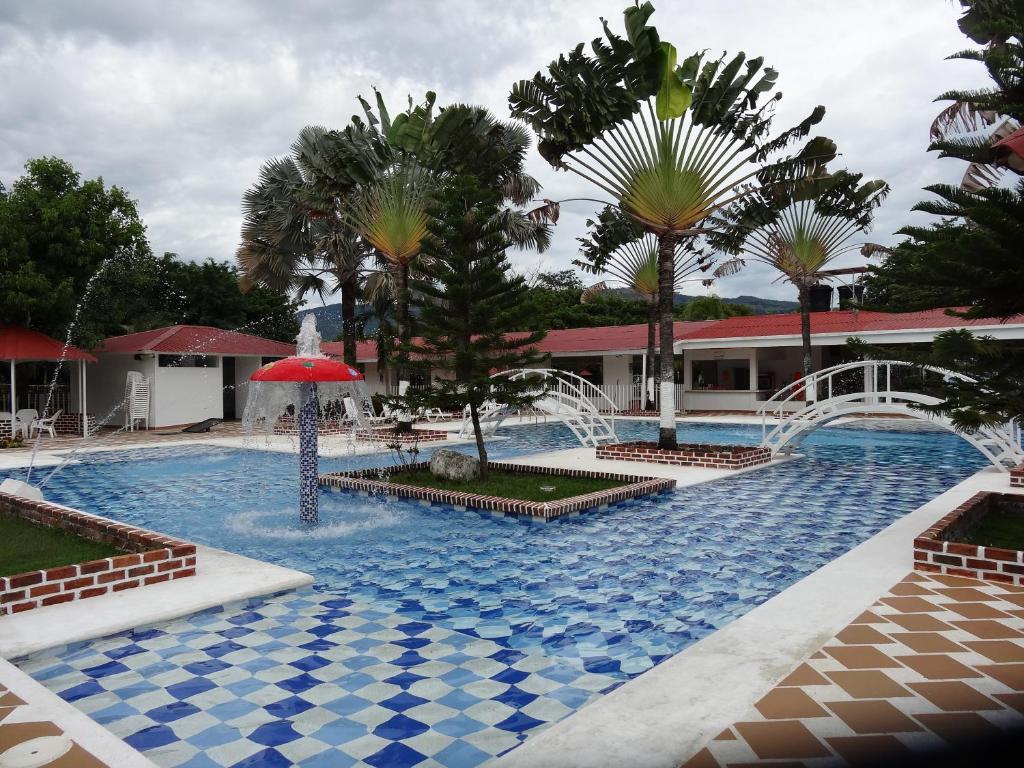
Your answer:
[757,360,1024,470]
[596,382,685,412]
[460,369,619,447]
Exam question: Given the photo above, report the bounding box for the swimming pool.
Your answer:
[10,421,985,767]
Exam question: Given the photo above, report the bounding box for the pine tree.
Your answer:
[404,174,545,477]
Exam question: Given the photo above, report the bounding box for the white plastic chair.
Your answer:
[362,399,388,425]
[15,409,37,438]
[31,409,63,438]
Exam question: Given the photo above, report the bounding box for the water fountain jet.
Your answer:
[242,316,370,522]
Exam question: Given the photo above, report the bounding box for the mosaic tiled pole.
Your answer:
[298,381,319,523]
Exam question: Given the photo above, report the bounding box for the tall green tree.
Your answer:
[403,110,551,474]
[510,1,834,448]
[711,170,889,375]
[0,157,152,346]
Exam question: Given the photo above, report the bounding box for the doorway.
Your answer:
[222,356,236,420]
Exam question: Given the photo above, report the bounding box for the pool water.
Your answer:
[10,421,984,767]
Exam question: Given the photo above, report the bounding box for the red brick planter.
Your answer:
[596,441,771,470]
[0,492,196,615]
[355,427,450,444]
[1011,464,1023,488]
[914,491,1024,586]
[320,461,675,520]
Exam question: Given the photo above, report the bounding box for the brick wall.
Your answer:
[355,428,449,444]
[596,441,772,470]
[321,461,675,520]
[53,412,96,435]
[914,492,1024,586]
[0,492,197,615]
[1011,464,1023,488]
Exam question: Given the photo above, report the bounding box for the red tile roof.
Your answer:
[0,326,97,362]
[677,308,1024,341]
[99,326,296,356]
[325,321,718,362]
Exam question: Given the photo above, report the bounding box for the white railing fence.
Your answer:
[596,383,686,412]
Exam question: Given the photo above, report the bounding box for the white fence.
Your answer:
[595,383,686,412]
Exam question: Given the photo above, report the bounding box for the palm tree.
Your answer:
[237,128,370,365]
[575,207,737,409]
[510,1,834,448]
[710,171,889,376]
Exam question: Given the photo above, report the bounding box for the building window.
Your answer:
[158,354,219,368]
[692,359,749,390]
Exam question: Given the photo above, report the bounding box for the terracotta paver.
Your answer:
[683,572,1024,767]
[0,684,111,768]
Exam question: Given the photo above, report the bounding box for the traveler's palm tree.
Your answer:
[710,171,890,376]
[510,1,835,447]
[575,206,738,409]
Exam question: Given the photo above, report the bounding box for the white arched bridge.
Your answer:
[459,368,618,447]
[758,360,1024,471]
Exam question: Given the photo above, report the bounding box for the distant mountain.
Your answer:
[607,287,797,314]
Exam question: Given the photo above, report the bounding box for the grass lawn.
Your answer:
[390,468,624,502]
[0,514,125,577]
[960,510,1024,550]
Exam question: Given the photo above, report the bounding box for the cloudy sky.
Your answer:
[0,1,989,306]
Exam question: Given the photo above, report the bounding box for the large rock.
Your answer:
[429,449,480,482]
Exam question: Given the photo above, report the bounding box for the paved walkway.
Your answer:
[684,571,1024,767]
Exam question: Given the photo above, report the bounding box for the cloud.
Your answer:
[0,0,992,305]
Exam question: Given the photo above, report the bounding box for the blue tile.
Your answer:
[494,711,545,733]
[249,719,303,747]
[231,748,293,768]
[433,713,488,737]
[190,724,242,749]
[373,713,430,740]
[432,739,492,767]
[124,724,179,750]
[380,691,428,713]
[146,701,201,723]
[167,676,217,700]
[265,695,314,718]
[276,672,320,694]
[183,659,231,676]
[364,741,427,768]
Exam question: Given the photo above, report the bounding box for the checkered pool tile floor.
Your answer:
[17,590,619,767]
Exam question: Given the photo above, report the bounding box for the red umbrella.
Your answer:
[251,357,363,383]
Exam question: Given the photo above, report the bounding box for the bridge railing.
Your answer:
[757,360,972,443]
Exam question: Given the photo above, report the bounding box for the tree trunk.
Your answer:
[646,299,657,411]
[340,275,357,367]
[396,262,410,380]
[395,262,414,431]
[657,233,678,449]
[469,401,489,480]
[799,283,813,378]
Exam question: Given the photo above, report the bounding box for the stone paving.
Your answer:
[683,571,1024,767]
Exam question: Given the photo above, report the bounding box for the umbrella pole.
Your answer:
[10,360,15,415]
[298,381,319,523]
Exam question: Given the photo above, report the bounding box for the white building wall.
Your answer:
[86,355,156,429]
[152,364,222,427]
[601,354,632,387]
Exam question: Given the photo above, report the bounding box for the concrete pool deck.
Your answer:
[1,545,313,659]
[494,467,1023,768]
